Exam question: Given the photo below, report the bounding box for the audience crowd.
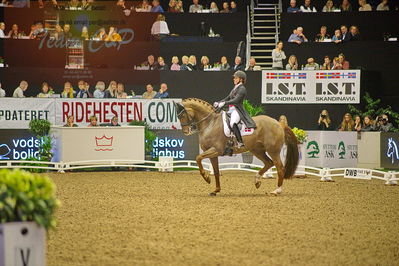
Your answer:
[287,0,397,13]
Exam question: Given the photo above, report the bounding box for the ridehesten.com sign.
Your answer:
[261,70,361,104]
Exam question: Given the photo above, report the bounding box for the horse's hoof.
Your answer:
[209,192,217,196]
[203,176,211,184]
[255,181,261,189]
[269,188,282,196]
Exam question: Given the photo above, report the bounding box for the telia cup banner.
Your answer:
[0,98,182,129]
[380,132,399,169]
[261,70,361,104]
[305,131,358,168]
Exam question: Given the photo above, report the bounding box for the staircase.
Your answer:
[250,0,281,69]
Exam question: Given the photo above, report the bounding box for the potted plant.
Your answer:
[128,120,157,160]
[242,100,264,164]
[0,169,60,266]
[291,127,308,178]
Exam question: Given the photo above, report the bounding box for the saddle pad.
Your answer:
[222,111,255,137]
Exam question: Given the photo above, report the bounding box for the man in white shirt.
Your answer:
[300,0,317,12]
[189,0,203,13]
[0,22,5,38]
[13,80,28,98]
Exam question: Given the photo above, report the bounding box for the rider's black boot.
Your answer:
[232,123,245,148]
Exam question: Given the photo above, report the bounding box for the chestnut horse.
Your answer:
[175,98,299,196]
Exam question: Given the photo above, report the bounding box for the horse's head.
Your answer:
[174,102,196,135]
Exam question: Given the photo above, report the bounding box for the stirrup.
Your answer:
[236,142,245,148]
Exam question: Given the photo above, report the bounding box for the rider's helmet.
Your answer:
[233,70,247,83]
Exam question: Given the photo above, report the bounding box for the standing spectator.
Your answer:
[64,115,78,127]
[61,82,75,98]
[105,81,117,98]
[176,0,184,12]
[288,27,308,44]
[168,0,178,12]
[151,14,170,40]
[155,56,169,70]
[142,84,157,99]
[359,0,372,10]
[187,55,198,71]
[279,115,289,127]
[0,82,6,97]
[210,2,219,12]
[230,56,245,71]
[155,83,169,98]
[338,25,351,42]
[93,81,106,98]
[321,56,333,70]
[189,0,203,13]
[116,83,128,98]
[323,0,338,11]
[136,0,152,12]
[361,116,375,131]
[332,57,343,69]
[338,113,354,131]
[354,115,362,131]
[315,26,331,42]
[220,1,229,13]
[304,58,319,70]
[61,24,73,39]
[200,56,211,70]
[8,24,20,39]
[151,0,164,12]
[0,22,5,38]
[246,57,261,71]
[349,25,360,41]
[286,55,298,70]
[88,116,99,127]
[300,0,317,12]
[332,29,342,42]
[375,114,394,132]
[272,41,286,70]
[170,56,181,71]
[37,82,52,98]
[338,53,350,69]
[377,0,389,10]
[220,56,230,70]
[13,81,28,98]
[230,1,237,12]
[340,0,353,11]
[287,0,300,12]
[180,56,189,70]
[317,110,333,130]
[76,80,93,98]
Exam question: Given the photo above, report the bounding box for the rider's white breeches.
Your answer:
[229,109,240,128]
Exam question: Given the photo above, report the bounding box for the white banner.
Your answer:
[261,70,361,104]
[0,98,182,129]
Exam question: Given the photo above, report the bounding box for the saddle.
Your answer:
[222,111,254,156]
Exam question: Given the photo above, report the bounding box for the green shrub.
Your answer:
[128,120,157,155]
[29,119,51,137]
[243,99,264,117]
[0,169,60,230]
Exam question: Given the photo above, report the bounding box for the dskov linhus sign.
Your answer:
[261,70,361,104]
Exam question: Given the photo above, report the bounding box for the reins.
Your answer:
[177,108,216,131]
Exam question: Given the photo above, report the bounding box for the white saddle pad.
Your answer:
[222,111,255,137]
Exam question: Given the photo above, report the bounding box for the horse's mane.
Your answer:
[182,98,215,112]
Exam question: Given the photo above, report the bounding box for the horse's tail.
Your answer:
[283,126,299,179]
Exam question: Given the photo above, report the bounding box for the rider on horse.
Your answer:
[213,70,257,148]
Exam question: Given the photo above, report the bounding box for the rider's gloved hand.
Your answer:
[213,102,219,108]
[218,102,225,108]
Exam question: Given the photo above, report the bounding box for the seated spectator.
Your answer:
[359,0,372,11]
[106,27,122,42]
[338,53,350,69]
[300,0,317,12]
[61,82,76,98]
[332,57,343,69]
[53,24,63,40]
[170,56,181,71]
[180,56,189,71]
[116,83,128,98]
[155,56,169,70]
[375,114,394,132]
[0,22,5,38]
[377,0,389,10]
[155,83,169,98]
[0,82,5,97]
[361,115,374,131]
[286,55,298,70]
[279,115,289,127]
[321,56,333,70]
[230,1,237,12]
[151,14,170,40]
[210,2,219,12]
[220,1,229,13]
[88,116,99,127]
[107,116,121,127]
[272,41,286,70]
[304,58,319,70]
[189,0,203,13]
[336,25,351,43]
[288,27,308,44]
[37,82,52,98]
[8,24,21,39]
[287,0,300,12]
[332,29,342,42]
[338,113,354,131]
[13,81,28,98]
[200,56,211,70]
[340,0,353,11]
[220,56,230,70]
[81,26,89,40]
[135,0,151,12]
[176,0,184,12]
[141,55,157,70]
[354,115,362,131]
[31,22,46,40]
[81,0,92,10]
[67,0,79,9]
[315,26,331,42]
[61,24,73,39]
[151,0,164,12]
[105,81,117,98]
[349,25,360,41]
[323,0,338,11]
[142,84,157,99]
[93,81,106,98]
[317,110,333,130]
[76,80,93,98]
[187,55,198,71]
[230,56,245,71]
[168,0,179,12]
[64,115,78,127]
[28,24,36,39]
[246,57,261,71]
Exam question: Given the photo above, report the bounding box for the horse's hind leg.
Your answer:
[269,152,284,195]
[252,151,274,189]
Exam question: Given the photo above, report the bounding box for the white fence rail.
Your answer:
[1,159,398,185]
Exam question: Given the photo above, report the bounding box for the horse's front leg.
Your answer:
[209,157,221,196]
[196,147,220,185]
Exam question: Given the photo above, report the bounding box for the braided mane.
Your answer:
[182,98,215,112]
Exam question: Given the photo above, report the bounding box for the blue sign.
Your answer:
[152,130,199,160]
[381,133,399,169]
[0,130,42,160]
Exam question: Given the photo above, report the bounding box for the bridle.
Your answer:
[177,107,215,132]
